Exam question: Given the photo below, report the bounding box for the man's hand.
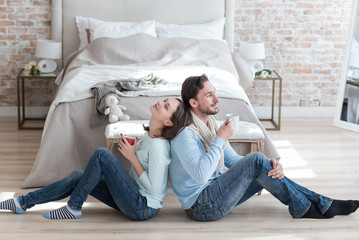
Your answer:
[217,119,234,141]
[268,159,284,179]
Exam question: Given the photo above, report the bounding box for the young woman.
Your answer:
[0,97,189,220]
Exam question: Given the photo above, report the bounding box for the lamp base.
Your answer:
[37,59,57,73]
[247,60,264,78]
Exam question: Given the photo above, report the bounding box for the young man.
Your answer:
[169,74,359,221]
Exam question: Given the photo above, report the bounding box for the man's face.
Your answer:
[193,81,219,115]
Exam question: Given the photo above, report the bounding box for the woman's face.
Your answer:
[150,98,180,126]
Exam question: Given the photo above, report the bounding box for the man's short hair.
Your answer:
[181,74,209,109]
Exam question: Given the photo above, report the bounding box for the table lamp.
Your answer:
[240,41,266,76]
[35,40,62,73]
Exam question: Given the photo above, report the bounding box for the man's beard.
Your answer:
[199,104,219,115]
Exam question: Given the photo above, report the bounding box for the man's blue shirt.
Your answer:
[169,128,243,209]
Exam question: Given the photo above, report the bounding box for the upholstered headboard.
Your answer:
[51,0,235,63]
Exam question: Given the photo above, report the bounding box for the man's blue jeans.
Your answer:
[18,148,158,220]
[186,152,332,221]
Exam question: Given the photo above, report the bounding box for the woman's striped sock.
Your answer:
[43,205,82,220]
[0,197,25,214]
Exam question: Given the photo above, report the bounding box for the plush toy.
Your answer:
[104,95,130,123]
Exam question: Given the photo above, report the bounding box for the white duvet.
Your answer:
[45,65,251,135]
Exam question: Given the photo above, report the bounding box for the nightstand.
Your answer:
[16,68,62,130]
[254,70,282,130]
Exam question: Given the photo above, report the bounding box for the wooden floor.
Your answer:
[0,118,358,240]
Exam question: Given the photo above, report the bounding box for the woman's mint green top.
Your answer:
[129,132,171,209]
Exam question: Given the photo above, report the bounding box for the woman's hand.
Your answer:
[118,136,144,177]
[268,159,285,179]
[117,135,137,163]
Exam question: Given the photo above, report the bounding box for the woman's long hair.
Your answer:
[162,98,192,140]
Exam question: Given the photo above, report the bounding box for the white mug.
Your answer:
[225,113,240,130]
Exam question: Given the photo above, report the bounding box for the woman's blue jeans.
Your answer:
[18,148,158,220]
[187,152,333,221]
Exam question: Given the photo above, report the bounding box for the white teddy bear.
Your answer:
[104,95,130,123]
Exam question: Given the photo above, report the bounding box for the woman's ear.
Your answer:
[189,98,197,108]
[164,120,173,127]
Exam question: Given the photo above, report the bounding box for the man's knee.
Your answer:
[246,152,271,169]
[247,152,268,162]
[248,151,265,158]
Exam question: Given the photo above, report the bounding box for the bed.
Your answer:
[21,0,280,188]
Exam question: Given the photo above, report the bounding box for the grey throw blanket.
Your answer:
[90,73,167,128]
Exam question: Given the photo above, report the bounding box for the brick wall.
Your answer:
[0,0,52,107]
[0,0,353,109]
[235,0,352,108]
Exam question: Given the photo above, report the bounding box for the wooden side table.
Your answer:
[254,70,282,130]
[16,68,62,130]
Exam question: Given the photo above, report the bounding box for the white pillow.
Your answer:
[75,16,157,50]
[76,16,90,50]
[156,18,225,40]
[89,18,156,42]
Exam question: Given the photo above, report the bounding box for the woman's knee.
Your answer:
[66,170,83,186]
[91,147,119,168]
[94,147,111,156]
[92,147,115,161]
[70,170,84,180]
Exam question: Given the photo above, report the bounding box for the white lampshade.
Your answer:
[240,41,266,60]
[36,40,61,59]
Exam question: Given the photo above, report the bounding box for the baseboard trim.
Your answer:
[0,106,336,118]
[253,106,336,118]
[0,106,48,118]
